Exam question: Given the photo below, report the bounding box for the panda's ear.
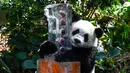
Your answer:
[72,10,81,22]
[94,28,103,38]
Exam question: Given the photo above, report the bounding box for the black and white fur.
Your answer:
[70,20,103,73]
[39,13,103,73]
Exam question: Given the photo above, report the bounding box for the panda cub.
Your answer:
[39,16,103,73]
[70,20,103,73]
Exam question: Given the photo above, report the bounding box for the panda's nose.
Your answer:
[74,39,81,43]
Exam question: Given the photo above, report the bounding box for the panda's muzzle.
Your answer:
[74,38,81,43]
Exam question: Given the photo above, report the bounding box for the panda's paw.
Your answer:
[38,40,58,58]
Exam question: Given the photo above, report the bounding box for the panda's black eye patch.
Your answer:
[72,29,79,35]
[84,34,88,42]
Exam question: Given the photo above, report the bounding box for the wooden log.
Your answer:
[37,59,80,73]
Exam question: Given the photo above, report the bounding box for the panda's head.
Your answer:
[71,20,103,48]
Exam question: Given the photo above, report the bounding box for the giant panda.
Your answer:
[38,13,103,73]
[69,20,103,73]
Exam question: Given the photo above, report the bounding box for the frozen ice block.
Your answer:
[44,4,72,50]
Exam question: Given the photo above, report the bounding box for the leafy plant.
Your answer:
[95,1,130,72]
[0,0,47,73]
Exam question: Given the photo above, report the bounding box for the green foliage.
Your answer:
[0,0,48,73]
[95,1,130,72]
[23,60,36,69]
[0,58,11,73]
[16,52,28,60]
